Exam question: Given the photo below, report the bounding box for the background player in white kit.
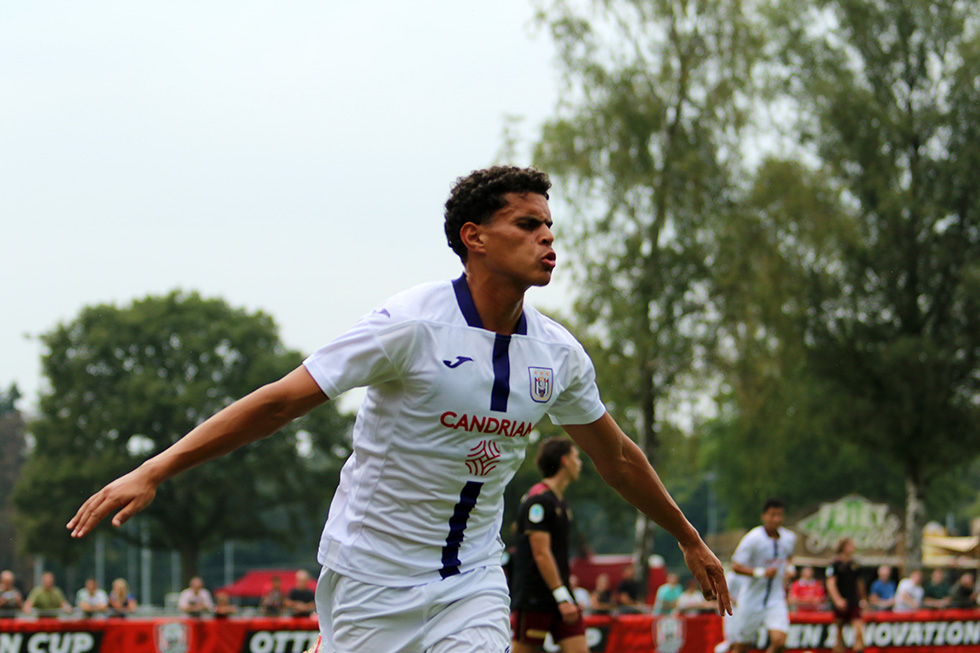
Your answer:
[728,498,797,653]
[67,166,731,652]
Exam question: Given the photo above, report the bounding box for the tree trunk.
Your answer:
[904,472,925,573]
[631,354,658,597]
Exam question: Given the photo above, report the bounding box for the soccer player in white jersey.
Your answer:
[67,166,731,652]
[728,498,797,653]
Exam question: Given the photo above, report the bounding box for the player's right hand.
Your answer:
[559,601,580,625]
[67,466,158,538]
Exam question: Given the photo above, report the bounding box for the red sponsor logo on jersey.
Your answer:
[440,411,534,438]
[466,440,501,476]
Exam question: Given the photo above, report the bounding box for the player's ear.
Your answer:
[459,222,486,255]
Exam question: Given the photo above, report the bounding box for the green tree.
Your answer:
[0,384,26,571]
[769,0,980,570]
[13,291,352,581]
[533,0,765,570]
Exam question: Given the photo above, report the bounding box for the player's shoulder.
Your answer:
[522,305,587,348]
[354,279,460,334]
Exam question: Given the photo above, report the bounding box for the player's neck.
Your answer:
[462,270,526,334]
[544,475,570,498]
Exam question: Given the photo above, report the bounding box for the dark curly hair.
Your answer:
[535,437,574,478]
[444,165,551,262]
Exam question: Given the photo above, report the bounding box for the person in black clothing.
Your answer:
[615,562,643,613]
[948,572,978,609]
[826,537,866,653]
[511,437,586,653]
[286,570,316,618]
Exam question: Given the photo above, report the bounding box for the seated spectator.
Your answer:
[0,570,23,618]
[569,574,592,612]
[260,575,286,617]
[788,565,827,612]
[894,569,924,612]
[676,577,715,614]
[286,570,316,618]
[178,576,214,617]
[213,590,238,618]
[23,572,71,616]
[75,577,108,618]
[948,572,978,609]
[590,573,614,615]
[107,578,137,617]
[869,565,897,610]
[652,572,683,615]
[615,563,644,614]
[923,568,951,609]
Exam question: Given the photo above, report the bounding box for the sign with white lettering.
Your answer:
[795,494,901,556]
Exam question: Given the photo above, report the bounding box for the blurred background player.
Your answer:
[510,437,586,653]
[826,537,865,653]
[728,498,797,653]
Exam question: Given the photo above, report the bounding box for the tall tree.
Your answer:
[0,384,26,571]
[13,291,352,581]
[533,0,765,572]
[765,0,980,569]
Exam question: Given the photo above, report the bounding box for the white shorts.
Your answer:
[728,599,790,644]
[314,565,511,653]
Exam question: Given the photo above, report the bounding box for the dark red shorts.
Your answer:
[511,607,585,646]
[834,604,862,623]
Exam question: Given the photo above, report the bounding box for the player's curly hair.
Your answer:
[535,437,574,479]
[444,165,551,262]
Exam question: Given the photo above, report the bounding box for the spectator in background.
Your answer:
[286,570,316,618]
[826,537,866,653]
[923,568,951,609]
[788,566,827,612]
[590,573,614,615]
[653,573,683,615]
[615,563,643,613]
[213,590,238,618]
[178,576,214,617]
[108,578,137,617]
[869,565,897,610]
[75,578,109,618]
[260,575,286,617]
[23,572,71,616]
[948,571,978,609]
[677,577,716,614]
[0,570,23,618]
[569,575,592,613]
[893,569,924,612]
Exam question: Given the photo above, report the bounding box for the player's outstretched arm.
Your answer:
[67,366,328,538]
[562,412,732,616]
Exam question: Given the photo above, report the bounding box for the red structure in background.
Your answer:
[5,610,980,652]
[215,568,314,600]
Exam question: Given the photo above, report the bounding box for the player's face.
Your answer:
[761,506,784,534]
[563,446,582,480]
[476,192,556,288]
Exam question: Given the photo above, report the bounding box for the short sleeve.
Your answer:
[546,346,605,426]
[303,311,416,399]
[732,533,756,567]
[520,495,558,533]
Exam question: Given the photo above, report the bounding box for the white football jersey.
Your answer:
[303,277,606,586]
[731,526,797,609]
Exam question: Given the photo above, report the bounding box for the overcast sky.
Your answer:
[1,0,575,412]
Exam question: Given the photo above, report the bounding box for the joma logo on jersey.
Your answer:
[528,367,553,403]
[440,412,534,438]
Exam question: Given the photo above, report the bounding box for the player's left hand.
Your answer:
[678,539,732,616]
